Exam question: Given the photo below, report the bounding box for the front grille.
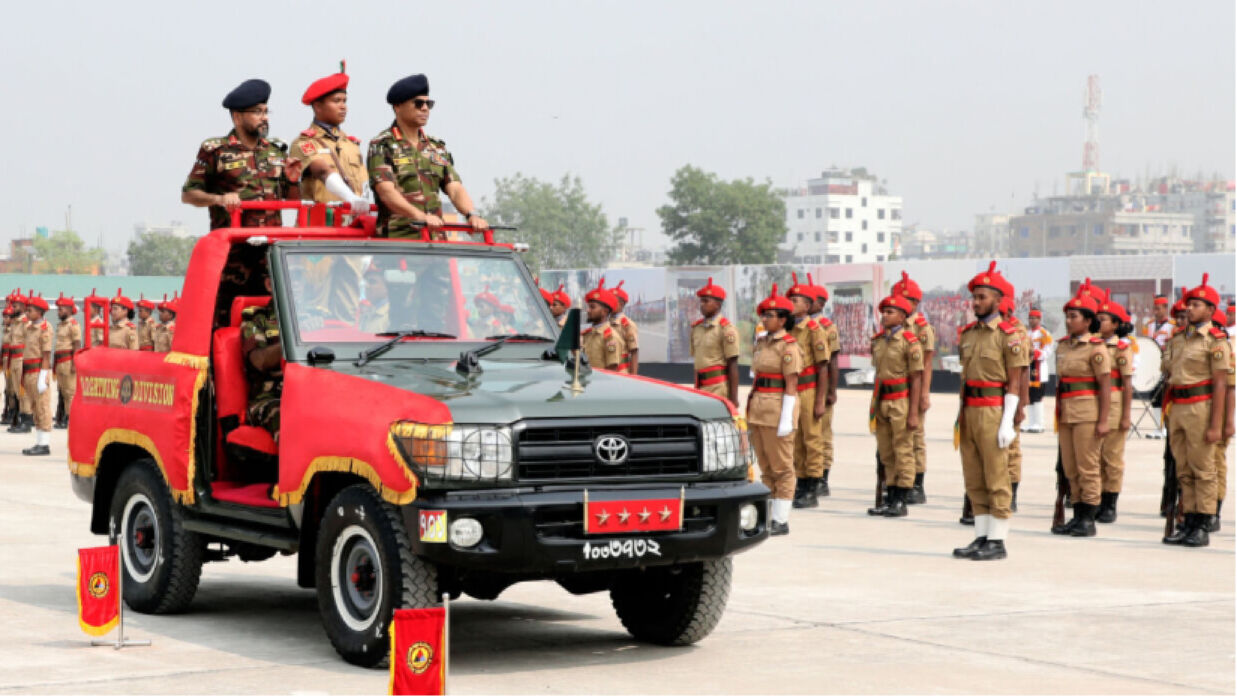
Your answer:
[533,503,718,540]
[515,417,700,481]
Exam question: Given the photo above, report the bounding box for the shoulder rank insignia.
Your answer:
[347,135,360,144]
[1210,326,1226,339]
[1117,339,1129,349]
[1088,336,1104,344]
[819,318,833,327]
[719,317,731,326]
[691,318,704,327]
[903,330,919,343]
[782,335,797,344]
[914,315,927,326]
[300,128,316,137]
[998,321,1016,334]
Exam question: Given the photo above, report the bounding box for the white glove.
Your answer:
[37,369,50,394]
[777,394,797,438]
[324,172,371,215]
[997,393,1019,448]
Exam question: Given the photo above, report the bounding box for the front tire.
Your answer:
[610,558,732,646]
[109,459,204,614]
[315,485,438,668]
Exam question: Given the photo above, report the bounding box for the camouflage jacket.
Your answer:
[240,305,282,402]
[182,130,294,229]
[366,124,460,238]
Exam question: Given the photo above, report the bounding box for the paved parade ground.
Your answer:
[0,388,1231,695]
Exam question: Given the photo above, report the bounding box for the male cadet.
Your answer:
[153,295,177,353]
[1023,308,1053,433]
[892,271,936,504]
[241,275,284,456]
[20,295,53,456]
[786,274,830,509]
[2,295,18,424]
[580,280,625,371]
[551,286,570,328]
[690,278,741,405]
[1162,274,1232,547]
[5,292,31,433]
[53,294,81,429]
[289,63,371,213]
[108,292,140,350]
[807,273,841,496]
[182,79,302,229]
[867,293,923,517]
[368,74,489,240]
[610,281,640,374]
[952,262,1026,561]
[136,295,158,351]
[998,295,1032,511]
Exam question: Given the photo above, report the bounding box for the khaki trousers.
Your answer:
[875,398,914,487]
[821,403,835,470]
[1169,402,1218,515]
[793,387,825,478]
[958,406,1012,519]
[699,381,729,400]
[1100,428,1127,493]
[1059,421,1102,506]
[10,362,27,413]
[751,424,795,500]
[1007,433,1022,484]
[54,362,75,416]
[21,371,51,431]
[913,421,927,474]
[1216,437,1229,503]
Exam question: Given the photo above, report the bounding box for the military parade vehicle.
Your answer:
[68,201,769,666]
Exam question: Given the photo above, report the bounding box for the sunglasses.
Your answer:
[413,98,436,110]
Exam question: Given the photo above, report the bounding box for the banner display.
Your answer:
[77,545,120,636]
[389,607,447,696]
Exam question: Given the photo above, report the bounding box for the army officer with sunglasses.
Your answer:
[367,74,489,240]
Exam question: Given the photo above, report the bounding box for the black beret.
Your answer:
[386,74,429,105]
[222,79,271,110]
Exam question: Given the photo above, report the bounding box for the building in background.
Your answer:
[612,217,666,267]
[781,168,903,264]
[133,221,193,239]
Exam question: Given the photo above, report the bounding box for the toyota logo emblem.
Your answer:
[594,434,629,465]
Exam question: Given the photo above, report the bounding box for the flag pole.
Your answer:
[442,592,450,696]
[90,520,150,649]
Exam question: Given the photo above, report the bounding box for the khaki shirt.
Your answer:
[818,317,842,356]
[747,329,802,427]
[959,315,1030,388]
[55,318,82,357]
[788,317,830,391]
[872,326,924,419]
[1106,336,1134,428]
[582,323,625,371]
[22,319,52,367]
[610,314,639,370]
[1168,322,1232,387]
[138,316,158,350]
[1010,318,1032,374]
[1055,333,1110,423]
[908,312,937,354]
[11,317,29,358]
[689,316,740,371]
[153,321,175,353]
[1161,329,1185,376]
[290,123,368,202]
[108,321,139,350]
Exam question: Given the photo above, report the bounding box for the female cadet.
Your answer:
[866,293,923,517]
[1096,290,1134,523]
[1052,283,1112,537]
[747,284,802,536]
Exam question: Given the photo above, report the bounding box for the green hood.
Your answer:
[329,358,731,424]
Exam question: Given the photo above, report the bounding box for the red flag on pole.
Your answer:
[389,607,447,696]
[77,545,120,636]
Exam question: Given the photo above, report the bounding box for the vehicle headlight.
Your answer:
[389,422,514,485]
[701,417,751,475]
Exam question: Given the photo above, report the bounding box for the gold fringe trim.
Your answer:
[181,366,209,505]
[272,456,418,507]
[83,428,193,504]
[164,351,208,370]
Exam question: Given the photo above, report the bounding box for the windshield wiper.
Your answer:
[457,334,554,375]
[355,329,457,367]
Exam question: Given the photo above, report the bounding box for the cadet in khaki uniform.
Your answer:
[136,296,157,351]
[1162,274,1232,547]
[551,286,570,329]
[1051,289,1112,537]
[867,294,924,517]
[53,295,81,429]
[1205,308,1234,533]
[1024,309,1053,433]
[108,292,140,350]
[153,295,177,353]
[747,284,802,536]
[609,282,640,375]
[580,282,625,371]
[290,65,371,212]
[785,274,830,509]
[952,262,1026,561]
[6,294,31,434]
[892,271,936,504]
[807,275,841,496]
[2,299,17,424]
[1096,292,1134,523]
[997,295,1031,512]
[368,74,489,240]
[689,278,740,405]
[20,295,53,456]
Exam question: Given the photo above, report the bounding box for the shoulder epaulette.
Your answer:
[1210,326,1226,339]
[621,316,631,326]
[300,128,316,138]
[691,318,704,327]
[1088,336,1103,344]
[602,327,613,337]
[903,330,919,343]
[1173,326,1187,335]
[782,335,796,344]
[200,137,224,152]
[819,318,833,327]
[347,135,360,144]
[871,331,884,340]
[428,135,447,147]
[241,307,257,319]
[1117,339,1130,350]
[805,319,819,329]
[914,315,927,326]
[963,321,978,332]
[998,320,1015,334]
[719,317,731,326]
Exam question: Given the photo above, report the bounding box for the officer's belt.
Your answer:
[695,365,727,388]
[54,350,74,365]
[1169,379,1212,404]
[1058,376,1098,399]
[963,380,1005,407]
[1109,369,1124,390]
[797,365,818,392]
[21,358,42,373]
[875,377,908,401]
[753,373,786,393]
[617,352,631,372]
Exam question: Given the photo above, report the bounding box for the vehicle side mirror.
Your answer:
[307,346,335,365]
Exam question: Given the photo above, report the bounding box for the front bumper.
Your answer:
[402,480,769,574]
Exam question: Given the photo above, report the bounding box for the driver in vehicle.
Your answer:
[240,275,282,444]
[359,265,390,333]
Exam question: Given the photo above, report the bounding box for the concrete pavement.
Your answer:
[0,389,1231,694]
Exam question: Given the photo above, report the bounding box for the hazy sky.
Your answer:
[4,0,1233,255]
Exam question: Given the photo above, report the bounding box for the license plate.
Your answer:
[418,510,447,543]
[583,490,684,535]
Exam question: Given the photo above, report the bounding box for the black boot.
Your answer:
[883,487,908,517]
[1069,502,1097,537]
[769,520,790,536]
[868,486,893,516]
[1096,492,1119,523]
[55,411,69,430]
[1183,514,1211,547]
[817,470,830,497]
[1011,482,1019,513]
[952,536,987,558]
[907,472,926,504]
[22,443,50,456]
[793,478,818,509]
[1053,503,1084,535]
[959,495,974,525]
[7,413,31,434]
[1163,513,1194,545]
[971,538,1007,561]
[1208,500,1222,533]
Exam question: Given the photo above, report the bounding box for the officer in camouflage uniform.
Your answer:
[181,79,302,229]
[240,299,283,442]
[367,74,488,240]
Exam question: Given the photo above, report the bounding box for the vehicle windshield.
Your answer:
[282,250,555,344]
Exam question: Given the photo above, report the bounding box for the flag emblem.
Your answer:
[406,642,433,674]
[88,572,110,599]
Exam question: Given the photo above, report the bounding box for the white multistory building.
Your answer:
[781,168,902,264]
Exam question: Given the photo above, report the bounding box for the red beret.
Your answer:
[968,261,1013,297]
[891,271,922,301]
[1187,273,1220,307]
[1153,295,1169,306]
[137,294,156,310]
[538,286,554,304]
[111,288,134,311]
[551,284,570,307]
[1096,289,1130,323]
[757,284,794,314]
[807,273,828,303]
[1064,293,1098,314]
[696,277,726,301]
[302,72,349,105]
[879,294,913,316]
[25,295,48,312]
[474,287,501,308]
[1028,309,1042,318]
[585,277,619,312]
[610,280,629,304]
[785,272,814,300]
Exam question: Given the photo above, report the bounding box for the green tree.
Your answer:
[482,173,618,273]
[128,232,198,276]
[658,165,787,265]
[31,230,105,274]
